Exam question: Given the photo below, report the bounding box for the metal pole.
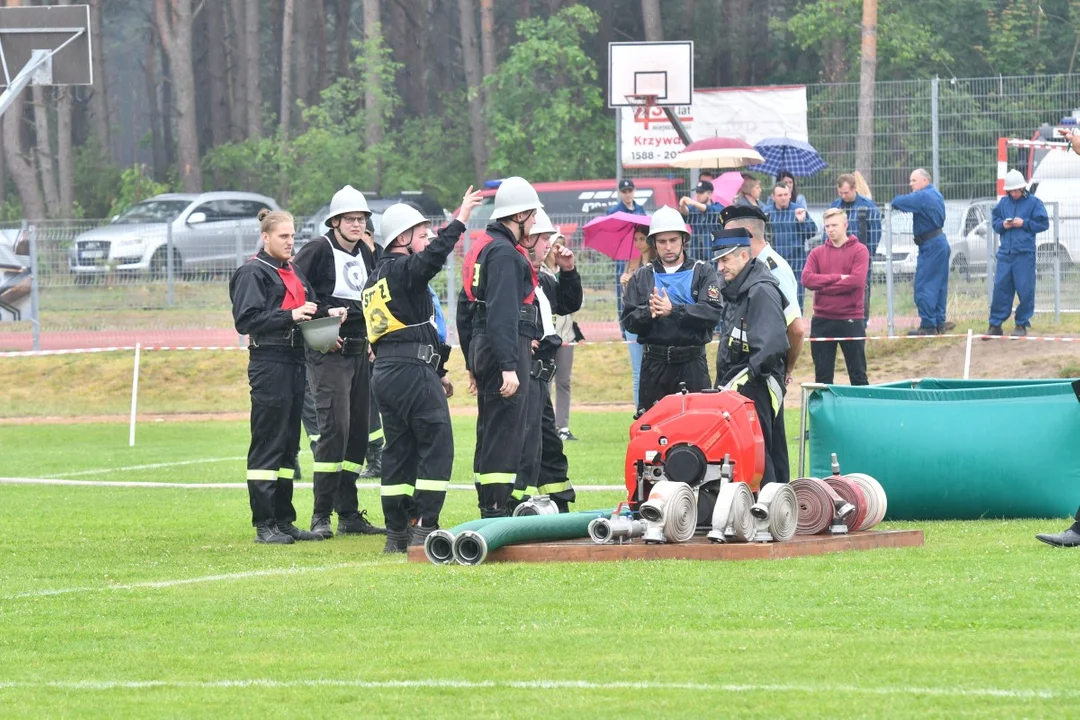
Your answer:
[235,221,244,269]
[445,252,457,346]
[1052,201,1061,323]
[615,107,623,186]
[884,205,894,335]
[166,222,175,307]
[799,383,829,478]
[963,328,973,379]
[129,342,141,447]
[931,76,940,187]
[26,220,41,352]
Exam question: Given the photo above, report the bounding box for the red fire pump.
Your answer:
[625,387,765,522]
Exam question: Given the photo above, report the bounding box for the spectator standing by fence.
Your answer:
[607,179,646,216]
[620,226,653,409]
[763,183,817,308]
[802,209,870,386]
[679,180,724,261]
[891,169,951,336]
[987,170,1049,338]
[732,175,764,210]
[830,173,881,321]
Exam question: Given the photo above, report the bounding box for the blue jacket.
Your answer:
[891,185,945,241]
[829,194,882,255]
[991,192,1049,254]
[763,200,818,259]
[606,201,646,216]
[686,202,724,259]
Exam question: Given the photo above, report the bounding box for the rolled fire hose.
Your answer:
[452,510,612,566]
[707,481,755,543]
[512,495,560,517]
[791,477,851,535]
[424,517,504,565]
[845,472,888,530]
[588,516,647,544]
[751,483,799,542]
[639,480,697,544]
[825,476,868,532]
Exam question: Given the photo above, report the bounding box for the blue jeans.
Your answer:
[624,330,643,410]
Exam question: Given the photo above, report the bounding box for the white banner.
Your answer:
[620,86,809,169]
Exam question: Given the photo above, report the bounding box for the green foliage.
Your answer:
[73,142,123,219]
[976,0,1052,72]
[107,165,171,218]
[0,199,23,223]
[485,5,614,181]
[201,135,286,202]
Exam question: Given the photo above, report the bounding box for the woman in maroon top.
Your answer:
[801,208,871,386]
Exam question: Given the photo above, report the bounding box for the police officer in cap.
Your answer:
[293,185,385,538]
[231,209,339,543]
[466,176,544,518]
[364,187,484,552]
[712,226,791,487]
[620,206,723,413]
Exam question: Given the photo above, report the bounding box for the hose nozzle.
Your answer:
[452,531,489,566]
[423,529,457,565]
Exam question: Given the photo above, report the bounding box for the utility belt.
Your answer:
[340,335,368,357]
[249,329,303,349]
[374,342,441,371]
[913,228,944,246]
[642,343,705,364]
[530,358,556,382]
[472,304,539,336]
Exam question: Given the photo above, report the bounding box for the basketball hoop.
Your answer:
[625,94,659,129]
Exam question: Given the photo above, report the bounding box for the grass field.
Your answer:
[2,412,1078,718]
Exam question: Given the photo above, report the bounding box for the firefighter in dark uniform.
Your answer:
[620,205,723,413]
[465,176,544,518]
[712,227,792,487]
[510,213,580,512]
[230,209,335,544]
[362,187,484,552]
[293,185,384,539]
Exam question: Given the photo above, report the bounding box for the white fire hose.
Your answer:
[750,483,798,542]
[640,480,697,544]
[845,472,888,530]
[707,481,755,543]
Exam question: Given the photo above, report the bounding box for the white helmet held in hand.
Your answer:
[377,203,430,249]
[491,176,544,220]
[325,185,371,227]
[647,206,689,244]
[1003,169,1028,192]
[529,209,557,237]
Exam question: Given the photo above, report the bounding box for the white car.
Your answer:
[69,192,279,279]
[872,200,986,279]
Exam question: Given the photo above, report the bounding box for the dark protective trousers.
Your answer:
[638,354,710,412]
[735,378,789,488]
[306,348,369,518]
[368,371,384,447]
[471,332,532,517]
[914,236,950,329]
[246,358,304,527]
[809,317,868,386]
[372,358,453,533]
[989,251,1036,328]
[512,375,577,510]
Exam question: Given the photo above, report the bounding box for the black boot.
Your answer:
[278,521,323,541]
[254,523,294,545]
[1036,524,1080,547]
[310,513,334,540]
[359,442,383,479]
[337,509,386,535]
[383,529,410,554]
[408,523,438,547]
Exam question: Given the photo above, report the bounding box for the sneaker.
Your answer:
[983,325,1003,340]
[337,509,386,535]
[1010,325,1028,337]
[557,427,578,441]
[254,523,295,545]
[277,521,324,541]
[309,513,334,540]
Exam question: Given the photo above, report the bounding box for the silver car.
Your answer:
[70,192,279,278]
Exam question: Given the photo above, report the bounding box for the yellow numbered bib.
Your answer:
[362,278,407,344]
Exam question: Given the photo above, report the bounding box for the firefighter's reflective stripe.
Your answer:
[380,483,415,497]
[477,471,515,485]
[537,480,572,495]
[342,460,362,473]
[369,427,384,443]
[416,479,449,493]
[724,367,783,416]
[247,469,277,481]
[276,467,293,479]
[313,461,342,473]
[512,485,540,500]
[727,325,750,354]
[308,433,321,442]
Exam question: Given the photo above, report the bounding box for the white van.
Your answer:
[1028,148,1080,266]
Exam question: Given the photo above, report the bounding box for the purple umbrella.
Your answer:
[582,212,653,261]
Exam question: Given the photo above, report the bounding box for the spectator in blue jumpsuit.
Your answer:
[764,183,818,308]
[831,173,881,321]
[891,169,950,335]
[987,170,1049,338]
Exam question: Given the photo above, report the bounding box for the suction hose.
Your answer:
[639,480,697,544]
[707,481,755,543]
[452,510,612,566]
[845,472,888,530]
[423,517,504,565]
[792,477,852,535]
[588,516,647,544]
[751,483,798,542]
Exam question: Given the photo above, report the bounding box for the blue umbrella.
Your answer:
[748,137,828,177]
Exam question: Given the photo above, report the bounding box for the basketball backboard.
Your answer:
[0,4,92,88]
[608,41,693,108]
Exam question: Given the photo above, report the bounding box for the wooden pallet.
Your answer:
[407,529,923,564]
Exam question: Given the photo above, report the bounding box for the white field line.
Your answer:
[0,477,625,492]
[1,561,387,600]
[0,678,1075,699]
[51,457,246,478]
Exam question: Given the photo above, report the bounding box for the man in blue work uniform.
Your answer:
[891,169,950,335]
[830,173,881,321]
[764,183,818,308]
[679,180,725,261]
[987,170,1049,338]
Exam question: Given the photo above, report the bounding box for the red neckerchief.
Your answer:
[276,263,306,310]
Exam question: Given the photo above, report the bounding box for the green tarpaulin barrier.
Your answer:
[806,378,1080,520]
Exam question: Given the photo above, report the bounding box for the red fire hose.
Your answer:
[825,476,868,532]
[792,477,846,534]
